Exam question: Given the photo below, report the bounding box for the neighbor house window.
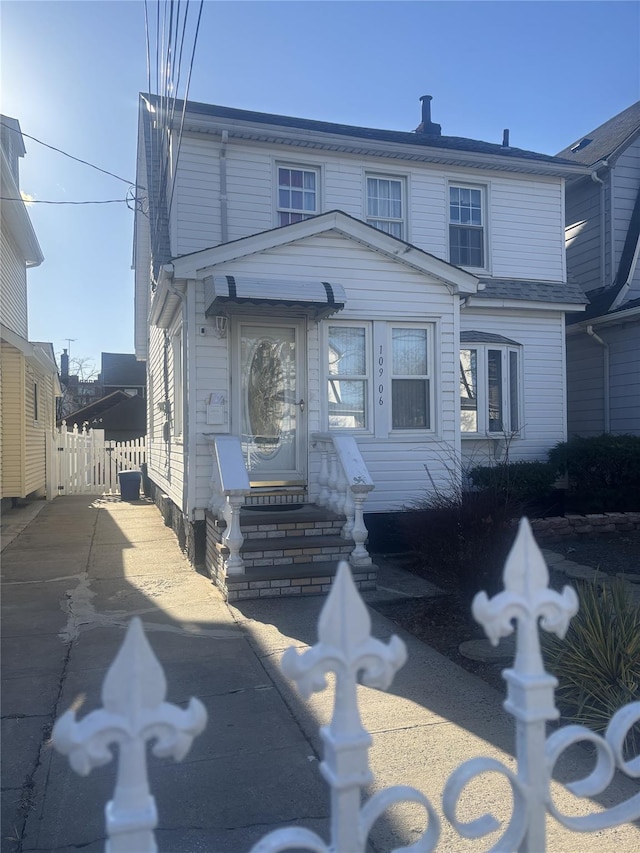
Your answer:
[460,338,521,435]
[390,327,431,429]
[277,165,318,225]
[327,324,369,429]
[366,175,405,238]
[449,184,485,267]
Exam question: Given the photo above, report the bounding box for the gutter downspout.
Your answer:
[586,325,610,432]
[590,161,608,289]
[220,130,229,244]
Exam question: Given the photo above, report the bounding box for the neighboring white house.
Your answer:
[558,101,640,437]
[1,116,60,505]
[133,94,587,596]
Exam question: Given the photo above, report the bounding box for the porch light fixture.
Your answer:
[214,315,228,338]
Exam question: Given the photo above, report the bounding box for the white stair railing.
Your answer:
[52,518,640,852]
[311,433,374,566]
[203,434,251,574]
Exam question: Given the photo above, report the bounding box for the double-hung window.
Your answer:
[327,324,369,429]
[391,327,431,430]
[366,175,405,239]
[449,184,485,268]
[327,322,434,433]
[277,165,318,225]
[460,336,521,435]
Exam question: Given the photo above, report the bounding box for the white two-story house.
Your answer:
[134,94,588,600]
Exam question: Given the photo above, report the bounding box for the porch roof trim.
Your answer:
[204,275,346,319]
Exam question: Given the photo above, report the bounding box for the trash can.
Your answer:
[118,470,142,501]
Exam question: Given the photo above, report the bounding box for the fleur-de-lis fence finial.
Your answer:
[443,517,640,851]
[52,618,207,853]
[251,562,440,853]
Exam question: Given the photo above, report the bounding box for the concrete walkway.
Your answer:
[1,497,638,852]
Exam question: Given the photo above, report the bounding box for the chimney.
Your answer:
[502,129,510,148]
[416,95,442,136]
[61,349,69,383]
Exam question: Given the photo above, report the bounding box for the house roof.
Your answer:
[101,353,146,388]
[59,390,145,430]
[148,94,584,174]
[556,101,640,167]
[474,277,587,306]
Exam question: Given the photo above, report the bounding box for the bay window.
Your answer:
[460,336,521,435]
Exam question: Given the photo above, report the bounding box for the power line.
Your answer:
[0,121,140,188]
[1,196,135,205]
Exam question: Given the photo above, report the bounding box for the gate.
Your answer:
[55,422,146,495]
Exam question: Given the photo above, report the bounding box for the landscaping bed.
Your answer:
[370,530,640,695]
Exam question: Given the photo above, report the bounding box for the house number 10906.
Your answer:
[378,346,384,405]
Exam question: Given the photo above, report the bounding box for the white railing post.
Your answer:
[349,487,372,567]
[251,562,440,853]
[203,435,251,576]
[51,618,207,853]
[318,447,330,507]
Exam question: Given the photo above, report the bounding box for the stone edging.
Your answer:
[530,512,640,540]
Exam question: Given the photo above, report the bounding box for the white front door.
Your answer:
[235,319,306,486]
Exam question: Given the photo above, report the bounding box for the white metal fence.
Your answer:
[52,519,640,852]
[55,423,146,495]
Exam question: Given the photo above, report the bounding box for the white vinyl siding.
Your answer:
[146,322,184,508]
[0,227,29,338]
[188,230,459,512]
[171,134,566,283]
[564,176,605,294]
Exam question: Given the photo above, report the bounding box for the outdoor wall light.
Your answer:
[214,315,228,338]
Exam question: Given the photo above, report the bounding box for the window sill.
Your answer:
[461,432,521,440]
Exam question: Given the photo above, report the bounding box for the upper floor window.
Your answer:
[460,337,521,435]
[366,175,405,239]
[277,165,318,225]
[449,184,485,268]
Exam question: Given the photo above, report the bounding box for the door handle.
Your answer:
[297,399,305,413]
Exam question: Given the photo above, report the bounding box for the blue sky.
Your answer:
[2,0,639,370]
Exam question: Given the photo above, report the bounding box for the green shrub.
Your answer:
[401,487,517,605]
[542,578,640,750]
[548,434,640,512]
[469,460,557,507]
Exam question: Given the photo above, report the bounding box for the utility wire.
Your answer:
[0,121,140,188]
[1,196,133,205]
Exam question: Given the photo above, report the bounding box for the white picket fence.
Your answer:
[55,423,146,495]
[52,519,640,852]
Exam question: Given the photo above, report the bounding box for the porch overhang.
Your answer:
[204,275,346,319]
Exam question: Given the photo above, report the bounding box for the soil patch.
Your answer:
[370,530,640,694]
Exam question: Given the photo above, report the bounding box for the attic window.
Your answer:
[570,138,593,153]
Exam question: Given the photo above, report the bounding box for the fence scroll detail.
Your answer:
[52,519,640,852]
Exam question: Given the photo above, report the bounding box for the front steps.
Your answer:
[205,504,377,601]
